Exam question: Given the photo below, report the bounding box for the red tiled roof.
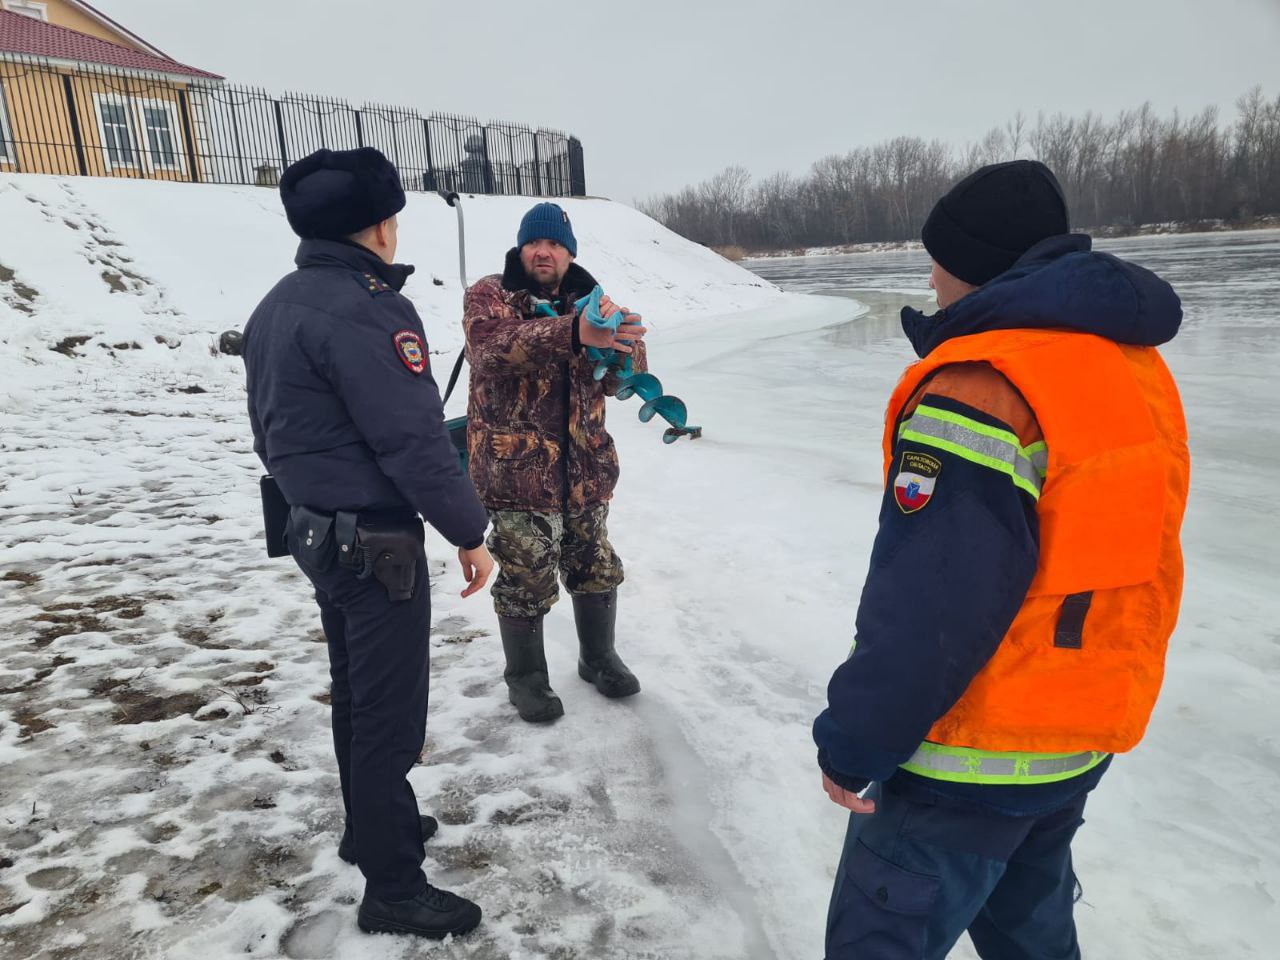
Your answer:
[0,10,222,80]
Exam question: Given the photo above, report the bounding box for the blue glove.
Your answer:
[573,285,633,381]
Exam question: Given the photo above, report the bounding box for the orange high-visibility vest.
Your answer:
[883,330,1190,754]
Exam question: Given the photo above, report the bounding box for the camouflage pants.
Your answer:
[486,505,625,618]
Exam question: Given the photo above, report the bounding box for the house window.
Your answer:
[1,1,49,21]
[141,105,179,168]
[92,95,186,174]
[0,83,14,167]
[97,98,138,168]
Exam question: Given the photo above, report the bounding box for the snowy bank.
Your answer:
[0,176,781,406]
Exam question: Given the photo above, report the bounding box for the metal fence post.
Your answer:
[532,133,544,196]
[60,75,88,177]
[273,98,288,167]
[227,92,245,184]
[569,136,586,196]
[177,88,200,183]
[480,126,495,194]
[422,117,436,191]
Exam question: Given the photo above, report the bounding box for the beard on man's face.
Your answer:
[527,261,563,289]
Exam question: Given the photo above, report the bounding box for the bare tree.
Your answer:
[641,87,1279,250]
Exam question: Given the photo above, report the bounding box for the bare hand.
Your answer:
[458,545,493,598]
[607,315,647,355]
[598,294,624,319]
[822,774,876,814]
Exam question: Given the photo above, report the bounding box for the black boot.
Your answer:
[498,615,564,723]
[339,814,438,866]
[358,883,482,939]
[573,591,640,698]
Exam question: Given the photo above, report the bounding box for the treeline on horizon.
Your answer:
[639,86,1280,252]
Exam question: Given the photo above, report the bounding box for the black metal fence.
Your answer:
[0,54,586,196]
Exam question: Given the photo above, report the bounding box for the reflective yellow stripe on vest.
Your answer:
[901,742,1109,785]
[899,404,1046,500]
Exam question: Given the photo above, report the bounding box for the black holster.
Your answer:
[334,512,424,602]
[260,475,290,558]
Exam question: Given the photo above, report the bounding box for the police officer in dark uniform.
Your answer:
[243,147,493,940]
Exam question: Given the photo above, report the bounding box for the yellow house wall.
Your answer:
[34,0,150,51]
[0,67,79,174]
[1,65,197,181]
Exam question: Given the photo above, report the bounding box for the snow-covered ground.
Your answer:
[0,176,1275,959]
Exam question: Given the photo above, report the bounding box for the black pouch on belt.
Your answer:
[352,520,424,602]
[289,505,336,572]
[260,475,290,558]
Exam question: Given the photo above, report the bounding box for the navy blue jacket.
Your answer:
[243,239,487,549]
[813,234,1182,814]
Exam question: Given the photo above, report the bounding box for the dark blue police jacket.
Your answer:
[243,238,487,549]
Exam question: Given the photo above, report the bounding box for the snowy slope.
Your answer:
[0,177,780,417]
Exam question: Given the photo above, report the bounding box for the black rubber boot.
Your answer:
[339,814,438,866]
[357,883,482,939]
[498,615,564,723]
[573,591,640,698]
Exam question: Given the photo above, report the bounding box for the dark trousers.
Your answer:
[826,783,1088,960]
[290,532,430,901]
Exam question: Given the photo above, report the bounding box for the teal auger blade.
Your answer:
[639,395,688,427]
[615,372,664,403]
[593,352,634,380]
[612,372,700,442]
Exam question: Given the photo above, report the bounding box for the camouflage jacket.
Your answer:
[463,248,648,512]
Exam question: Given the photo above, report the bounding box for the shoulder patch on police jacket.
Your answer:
[359,272,394,297]
[393,330,427,375]
[894,449,941,514]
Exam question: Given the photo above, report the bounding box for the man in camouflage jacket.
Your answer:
[463,202,648,722]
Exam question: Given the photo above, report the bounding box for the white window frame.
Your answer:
[91,93,187,175]
[0,81,16,168]
[93,92,140,171]
[135,97,185,173]
[1,1,49,21]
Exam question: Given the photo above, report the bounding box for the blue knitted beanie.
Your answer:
[517,202,577,257]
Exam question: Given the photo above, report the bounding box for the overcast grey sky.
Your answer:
[104,0,1280,203]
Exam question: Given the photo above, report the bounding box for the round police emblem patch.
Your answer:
[393,330,427,375]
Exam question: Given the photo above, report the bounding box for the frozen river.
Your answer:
[745,229,1280,606]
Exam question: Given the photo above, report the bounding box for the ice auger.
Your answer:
[534,286,701,444]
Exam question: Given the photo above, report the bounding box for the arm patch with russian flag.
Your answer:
[894,449,942,514]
